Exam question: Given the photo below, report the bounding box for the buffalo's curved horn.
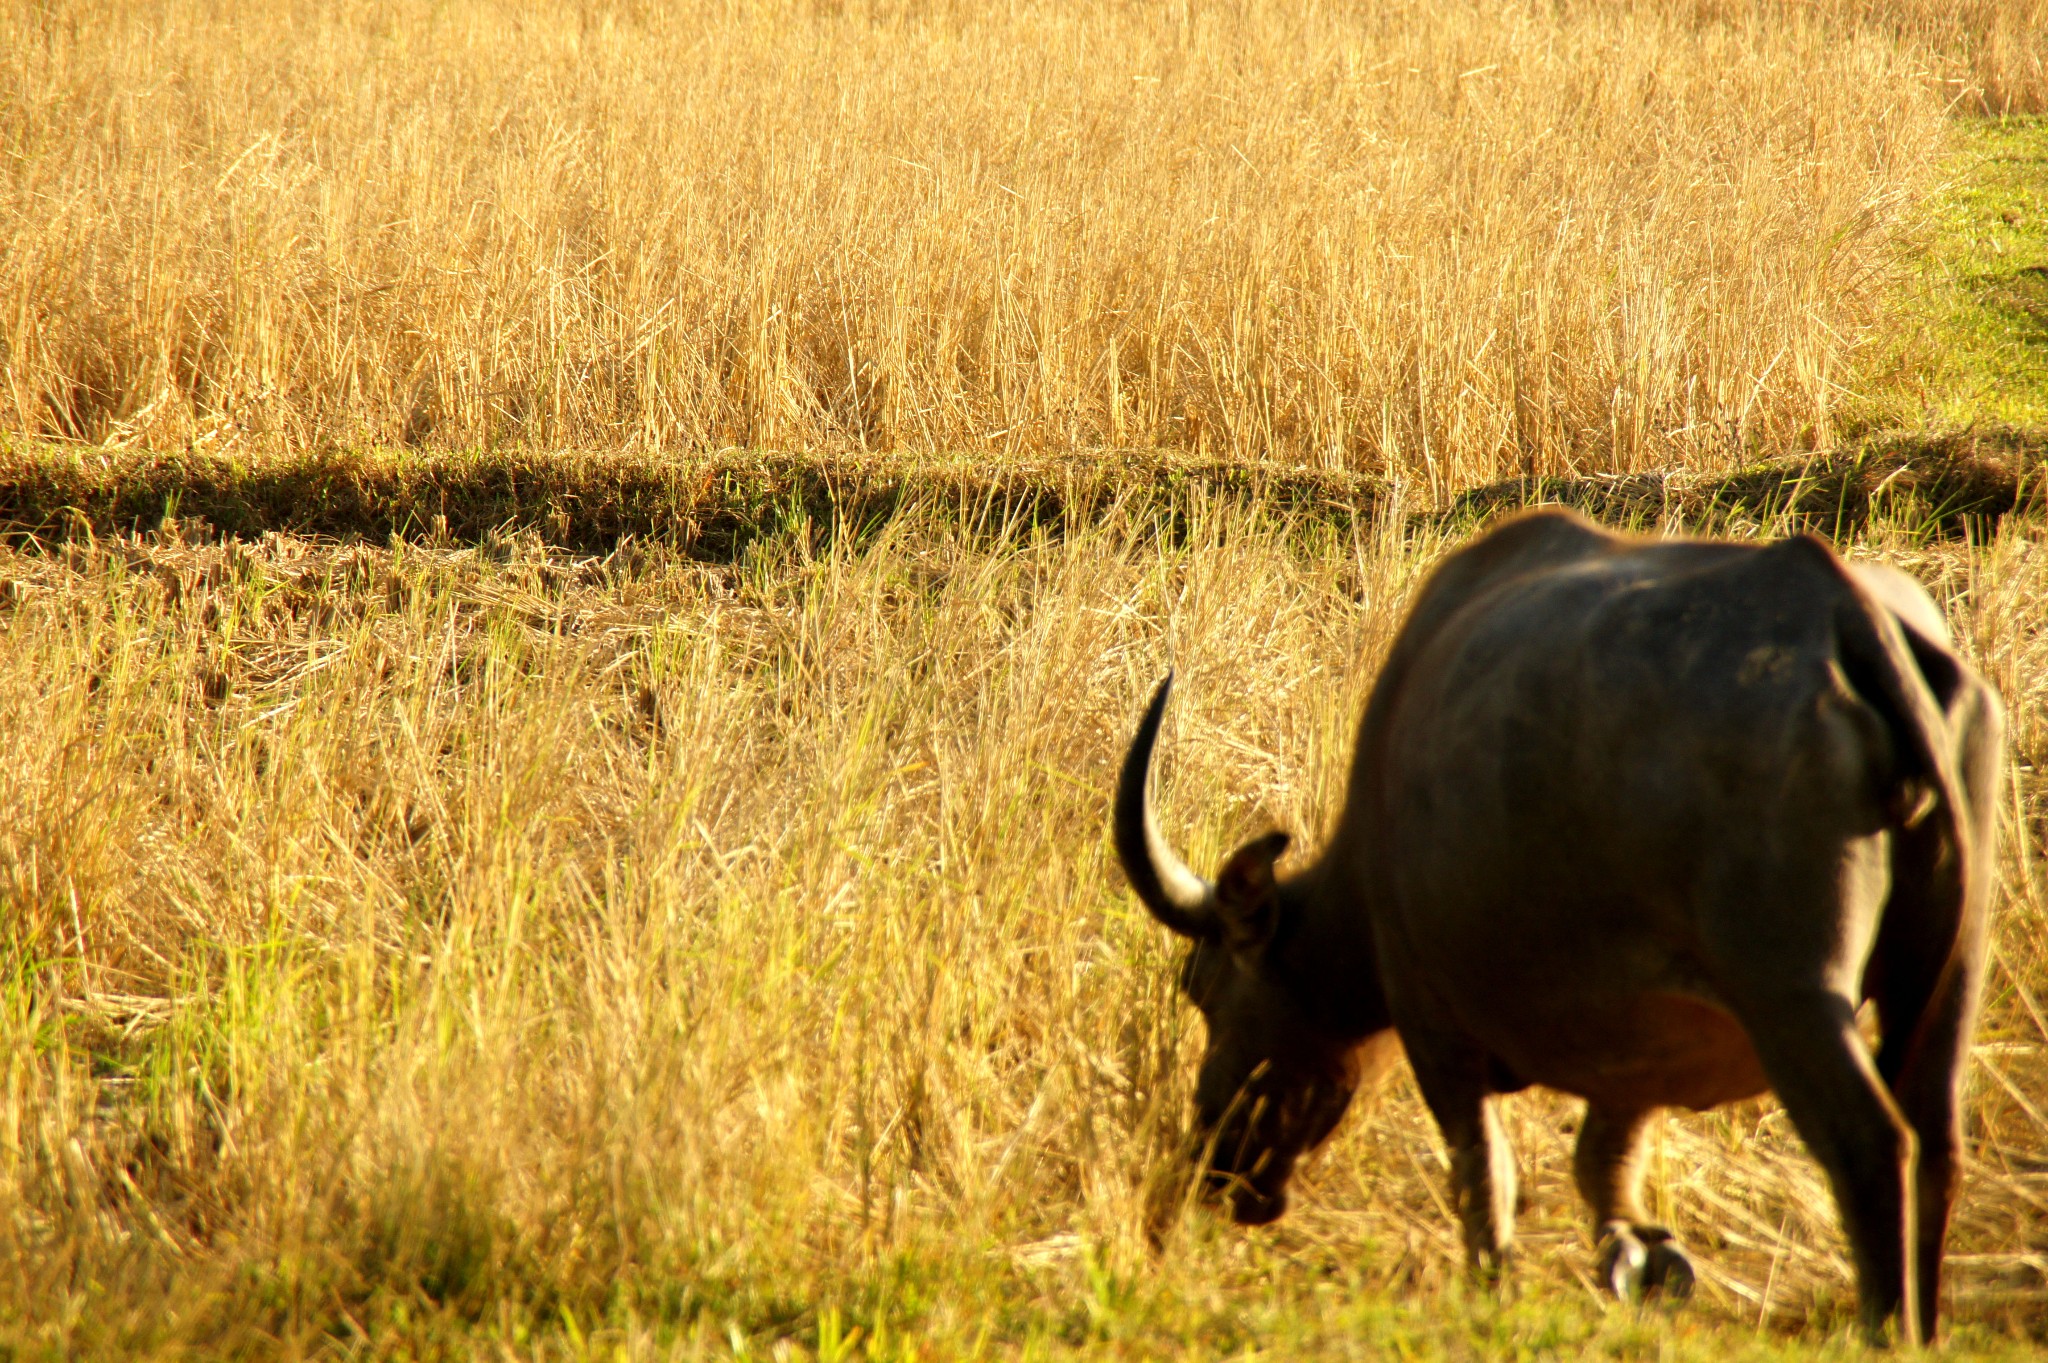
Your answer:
[1114,673,1219,939]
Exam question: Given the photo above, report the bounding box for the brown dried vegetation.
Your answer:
[2,493,2046,1355]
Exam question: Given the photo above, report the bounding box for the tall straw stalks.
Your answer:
[6,0,2022,484]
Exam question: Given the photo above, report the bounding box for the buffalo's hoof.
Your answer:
[1596,1223,1694,1306]
[1596,1221,1650,1301]
[1642,1236,1695,1303]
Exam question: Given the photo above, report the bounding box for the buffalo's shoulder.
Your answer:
[1407,507,1619,636]
[1350,510,1620,769]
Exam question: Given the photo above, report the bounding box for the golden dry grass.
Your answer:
[1,490,2044,1358]
[12,0,2044,485]
[7,1,2048,1357]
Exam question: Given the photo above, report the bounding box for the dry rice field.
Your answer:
[6,0,2048,1358]
[0,0,2043,484]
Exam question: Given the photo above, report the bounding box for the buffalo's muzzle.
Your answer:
[1228,1183,1288,1225]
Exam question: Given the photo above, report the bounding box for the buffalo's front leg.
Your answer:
[1574,1101,1694,1303]
[1407,1033,1517,1274]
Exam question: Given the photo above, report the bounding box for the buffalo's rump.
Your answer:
[1364,528,1932,1111]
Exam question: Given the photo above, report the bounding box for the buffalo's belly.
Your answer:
[1486,990,1769,1112]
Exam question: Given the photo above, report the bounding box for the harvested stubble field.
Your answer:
[7,0,2048,1359]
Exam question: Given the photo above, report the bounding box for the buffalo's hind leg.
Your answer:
[1742,991,1921,1345]
[1575,1101,1694,1304]
[1874,957,1976,1345]
[1868,842,1992,1341]
[1868,687,1999,1343]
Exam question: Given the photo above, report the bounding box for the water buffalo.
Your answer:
[1116,508,2002,1345]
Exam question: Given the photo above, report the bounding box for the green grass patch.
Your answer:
[1863,116,2048,433]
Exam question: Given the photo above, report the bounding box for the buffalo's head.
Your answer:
[1115,675,1369,1226]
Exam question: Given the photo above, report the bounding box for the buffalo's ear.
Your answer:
[1214,830,1291,956]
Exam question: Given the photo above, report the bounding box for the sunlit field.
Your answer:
[1,486,2045,1358]
[1,0,2043,485]
[6,0,2048,1358]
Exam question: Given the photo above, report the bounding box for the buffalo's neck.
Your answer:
[1268,862,1392,1041]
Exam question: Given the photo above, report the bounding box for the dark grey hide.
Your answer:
[1116,508,2002,1346]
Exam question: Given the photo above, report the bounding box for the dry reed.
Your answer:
[5,0,2021,484]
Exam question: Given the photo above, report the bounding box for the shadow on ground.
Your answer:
[1447,428,2048,539]
[1,430,2043,558]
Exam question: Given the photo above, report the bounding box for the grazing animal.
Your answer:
[1116,508,2002,1345]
